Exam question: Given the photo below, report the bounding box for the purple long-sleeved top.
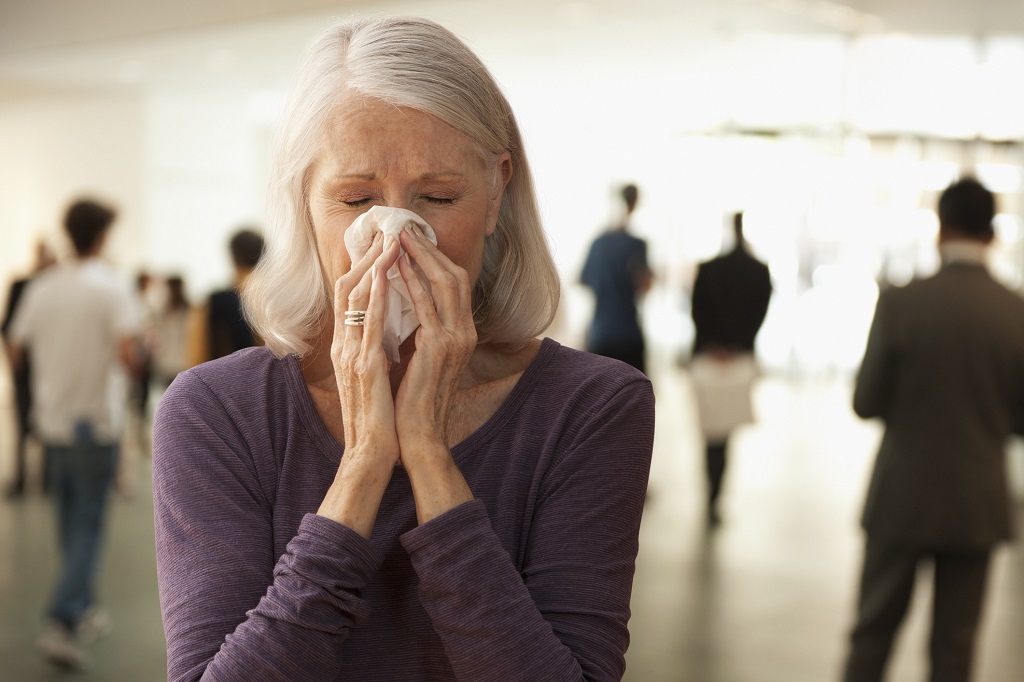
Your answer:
[153,338,654,681]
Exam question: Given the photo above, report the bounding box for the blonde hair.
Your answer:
[244,16,560,358]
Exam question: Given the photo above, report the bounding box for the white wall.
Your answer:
[0,90,145,280]
[142,87,275,299]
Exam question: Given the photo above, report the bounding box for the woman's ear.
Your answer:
[485,153,513,236]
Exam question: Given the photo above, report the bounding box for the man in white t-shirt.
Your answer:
[7,198,140,669]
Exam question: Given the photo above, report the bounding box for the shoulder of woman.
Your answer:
[167,347,288,408]
[532,341,653,409]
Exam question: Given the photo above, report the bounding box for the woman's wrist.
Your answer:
[317,453,394,538]
[401,441,473,525]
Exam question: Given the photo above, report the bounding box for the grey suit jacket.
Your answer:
[854,262,1024,549]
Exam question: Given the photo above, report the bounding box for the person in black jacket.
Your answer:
[1,241,55,498]
[187,228,264,365]
[690,212,772,525]
[209,229,264,359]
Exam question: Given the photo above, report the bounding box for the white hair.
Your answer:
[244,16,560,358]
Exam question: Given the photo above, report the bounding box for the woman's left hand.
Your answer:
[394,223,476,522]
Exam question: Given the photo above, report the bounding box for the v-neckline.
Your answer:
[283,337,560,466]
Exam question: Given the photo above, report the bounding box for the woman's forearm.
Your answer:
[317,453,395,538]
[402,440,474,525]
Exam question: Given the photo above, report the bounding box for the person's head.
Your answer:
[620,184,639,215]
[229,229,265,273]
[64,199,116,257]
[937,177,996,244]
[165,275,188,311]
[244,17,560,358]
[733,211,745,236]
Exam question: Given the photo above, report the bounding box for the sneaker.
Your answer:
[77,608,113,645]
[36,622,90,670]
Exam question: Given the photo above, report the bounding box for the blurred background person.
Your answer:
[6,198,141,669]
[131,271,156,420]
[122,270,158,477]
[842,178,1024,682]
[151,275,191,390]
[187,228,264,365]
[689,211,772,526]
[1,240,56,498]
[580,183,652,374]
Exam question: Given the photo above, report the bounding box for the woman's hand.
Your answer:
[394,223,476,523]
[317,233,402,537]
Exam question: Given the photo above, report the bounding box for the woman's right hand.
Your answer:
[317,233,402,537]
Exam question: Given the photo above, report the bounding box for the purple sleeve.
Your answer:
[401,377,654,681]
[153,373,383,682]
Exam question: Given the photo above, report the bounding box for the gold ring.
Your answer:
[344,310,366,327]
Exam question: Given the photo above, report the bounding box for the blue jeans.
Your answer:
[44,437,118,630]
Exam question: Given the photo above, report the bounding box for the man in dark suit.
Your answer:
[690,211,772,525]
[843,178,1024,681]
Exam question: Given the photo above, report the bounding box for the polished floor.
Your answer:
[2,357,1024,681]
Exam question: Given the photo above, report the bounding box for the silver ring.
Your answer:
[344,310,366,327]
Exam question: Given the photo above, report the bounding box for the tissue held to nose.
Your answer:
[343,206,438,361]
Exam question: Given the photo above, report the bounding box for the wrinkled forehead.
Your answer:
[314,95,492,180]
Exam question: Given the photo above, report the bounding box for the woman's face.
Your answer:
[307,94,511,291]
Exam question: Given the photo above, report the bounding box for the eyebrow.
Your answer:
[328,173,376,181]
[326,170,468,182]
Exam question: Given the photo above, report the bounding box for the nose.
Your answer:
[380,193,415,213]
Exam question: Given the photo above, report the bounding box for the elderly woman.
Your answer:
[153,16,654,682]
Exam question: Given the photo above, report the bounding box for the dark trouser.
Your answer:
[705,440,727,512]
[45,441,118,630]
[843,538,992,682]
[8,368,32,493]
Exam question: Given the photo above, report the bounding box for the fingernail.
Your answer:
[411,224,423,239]
[404,253,412,268]
[370,265,377,282]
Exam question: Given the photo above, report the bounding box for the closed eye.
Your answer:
[341,198,372,207]
[424,196,456,205]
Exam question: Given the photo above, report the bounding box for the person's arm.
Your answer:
[631,241,653,295]
[185,302,210,368]
[153,372,384,682]
[4,280,32,372]
[154,234,397,681]
[752,262,772,329]
[690,264,709,333]
[393,224,654,679]
[401,376,655,681]
[6,340,24,372]
[853,290,897,420]
[580,239,598,290]
[118,335,139,375]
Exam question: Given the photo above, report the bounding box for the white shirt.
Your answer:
[9,259,141,444]
[151,307,190,380]
[939,239,988,267]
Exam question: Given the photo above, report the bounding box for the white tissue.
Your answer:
[343,206,438,362]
